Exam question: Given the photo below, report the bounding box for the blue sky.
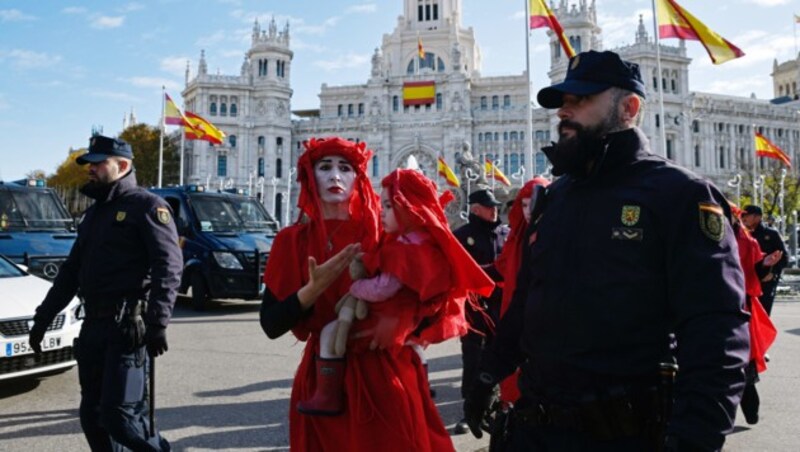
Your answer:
[0,0,797,180]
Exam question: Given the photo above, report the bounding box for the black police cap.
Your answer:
[537,50,647,109]
[76,135,134,165]
[743,205,763,216]
[468,189,502,207]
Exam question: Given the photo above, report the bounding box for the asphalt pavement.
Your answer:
[1,297,799,451]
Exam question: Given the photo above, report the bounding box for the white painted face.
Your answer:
[521,197,532,223]
[380,188,400,234]
[314,155,356,206]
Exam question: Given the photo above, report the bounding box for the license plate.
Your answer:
[4,336,62,357]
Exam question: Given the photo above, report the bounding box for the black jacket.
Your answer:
[750,222,788,279]
[35,171,183,328]
[482,128,749,450]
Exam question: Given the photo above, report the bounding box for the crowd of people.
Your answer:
[29,49,786,451]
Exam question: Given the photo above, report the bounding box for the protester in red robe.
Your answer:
[259,138,456,451]
[730,203,779,425]
[493,177,549,404]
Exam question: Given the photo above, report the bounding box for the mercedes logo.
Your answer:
[42,262,60,279]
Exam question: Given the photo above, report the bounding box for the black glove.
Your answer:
[663,435,712,452]
[463,372,498,439]
[144,325,168,357]
[28,321,47,354]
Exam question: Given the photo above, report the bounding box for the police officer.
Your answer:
[453,188,504,434]
[29,135,182,451]
[741,205,788,315]
[464,50,749,451]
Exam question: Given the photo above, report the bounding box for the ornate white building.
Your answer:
[181,0,800,224]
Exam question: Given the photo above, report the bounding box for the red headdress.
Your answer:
[295,137,381,262]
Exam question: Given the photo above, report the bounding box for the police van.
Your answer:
[149,185,278,310]
[0,179,76,280]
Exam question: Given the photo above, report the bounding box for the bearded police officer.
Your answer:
[29,135,182,451]
[464,51,749,451]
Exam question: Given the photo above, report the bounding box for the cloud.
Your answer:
[220,50,244,59]
[124,76,181,91]
[742,0,790,5]
[0,49,62,69]
[701,75,770,97]
[160,56,191,76]
[690,29,796,70]
[119,2,145,13]
[91,15,124,29]
[598,9,652,48]
[0,9,36,22]
[62,7,87,15]
[293,38,327,53]
[313,53,370,72]
[196,30,226,47]
[87,90,141,103]
[346,4,377,14]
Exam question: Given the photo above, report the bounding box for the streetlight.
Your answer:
[511,165,526,188]
[270,176,279,219]
[726,173,741,205]
[459,168,481,220]
[284,167,297,227]
[779,168,787,236]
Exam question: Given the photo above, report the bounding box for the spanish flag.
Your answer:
[164,93,191,127]
[418,36,425,59]
[656,0,744,65]
[184,111,226,145]
[755,132,791,168]
[485,159,511,187]
[437,157,460,188]
[529,0,575,59]
[403,81,435,106]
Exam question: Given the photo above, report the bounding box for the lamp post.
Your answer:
[460,167,481,221]
[511,165,526,188]
[284,167,296,227]
[726,173,742,205]
[779,168,787,236]
[759,174,766,207]
[270,176,279,219]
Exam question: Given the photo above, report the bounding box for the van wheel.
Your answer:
[191,272,209,311]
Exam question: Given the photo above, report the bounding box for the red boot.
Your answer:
[297,356,346,416]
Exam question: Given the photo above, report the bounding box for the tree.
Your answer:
[119,123,180,187]
[48,149,89,188]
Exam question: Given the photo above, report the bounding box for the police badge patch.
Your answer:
[621,205,640,226]
[116,211,126,222]
[698,202,724,241]
[156,207,172,225]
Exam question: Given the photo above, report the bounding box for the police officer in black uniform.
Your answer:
[453,188,504,434]
[741,205,788,315]
[464,51,749,451]
[29,135,182,451]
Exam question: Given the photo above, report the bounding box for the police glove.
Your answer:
[144,325,168,357]
[28,321,47,354]
[463,371,498,439]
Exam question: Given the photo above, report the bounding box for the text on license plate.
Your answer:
[5,336,62,357]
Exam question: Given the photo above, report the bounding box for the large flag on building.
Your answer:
[529,0,575,59]
[485,159,511,187]
[403,81,435,106]
[656,0,744,65]
[755,131,791,167]
[184,111,225,145]
[164,93,191,127]
[437,157,460,188]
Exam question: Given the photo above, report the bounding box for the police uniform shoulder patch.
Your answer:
[467,237,475,246]
[156,207,172,225]
[698,202,724,242]
[116,211,126,222]
[621,205,640,227]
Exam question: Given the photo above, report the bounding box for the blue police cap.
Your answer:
[76,135,134,165]
[537,50,646,109]
[468,189,502,207]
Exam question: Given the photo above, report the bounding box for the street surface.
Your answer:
[1,297,799,451]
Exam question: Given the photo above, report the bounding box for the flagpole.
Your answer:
[650,0,668,158]
[524,0,534,177]
[158,86,165,188]
[179,119,186,186]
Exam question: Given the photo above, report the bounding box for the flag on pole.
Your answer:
[485,159,511,187]
[164,93,191,126]
[794,13,800,23]
[418,36,425,59]
[755,132,791,167]
[184,111,226,145]
[529,0,575,59]
[437,157,461,188]
[656,0,744,65]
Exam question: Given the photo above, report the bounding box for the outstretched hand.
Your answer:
[298,243,361,308]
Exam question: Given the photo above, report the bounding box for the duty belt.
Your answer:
[81,303,122,319]
[514,386,659,441]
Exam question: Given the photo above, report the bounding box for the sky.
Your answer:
[0,0,798,180]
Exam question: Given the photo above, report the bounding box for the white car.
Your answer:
[0,255,81,380]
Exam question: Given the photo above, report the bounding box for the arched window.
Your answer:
[275,193,283,224]
[491,96,499,110]
[276,158,283,178]
[666,139,673,160]
[258,158,264,176]
[338,105,343,117]
[230,97,238,117]
[228,135,236,148]
[348,104,354,117]
[220,103,227,116]
[217,155,227,177]
[478,133,483,142]
[719,146,725,169]
[503,95,511,108]
[257,136,265,150]
[511,131,518,141]
[276,137,283,153]
[358,103,364,116]
[694,145,701,167]
[480,96,487,110]
[510,153,520,174]
[210,102,217,116]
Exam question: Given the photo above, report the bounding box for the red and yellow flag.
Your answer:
[529,0,575,59]
[418,36,425,59]
[794,14,800,24]
[437,157,460,188]
[485,159,511,187]
[656,0,744,65]
[164,93,191,127]
[755,132,791,168]
[403,81,435,106]
[184,111,226,145]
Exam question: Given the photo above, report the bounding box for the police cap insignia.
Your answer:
[116,211,126,222]
[156,207,172,225]
[698,202,724,242]
[621,205,640,227]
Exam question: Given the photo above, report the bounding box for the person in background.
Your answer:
[741,205,788,316]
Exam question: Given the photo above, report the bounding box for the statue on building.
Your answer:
[371,48,383,78]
